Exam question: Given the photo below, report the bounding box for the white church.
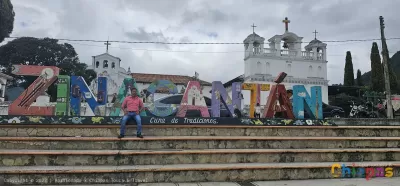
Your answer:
[225,18,329,107]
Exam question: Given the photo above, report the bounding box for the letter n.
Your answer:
[109,78,145,116]
[292,85,323,119]
[70,76,107,116]
[211,81,241,117]
[8,65,59,115]
[176,81,210,117]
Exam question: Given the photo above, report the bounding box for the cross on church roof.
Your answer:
[251,23,257,33]
[282,17,290,32]
[104,40,111,53]
[313,29,319,39]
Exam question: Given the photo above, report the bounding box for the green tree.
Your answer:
[0,0,15,42]
[370,42,384,92]
[0,37,97,101]
[387,57,398,93]
[356,69,363,86]
[344,51,355,86]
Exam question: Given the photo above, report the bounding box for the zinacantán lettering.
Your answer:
[9,65,323,119]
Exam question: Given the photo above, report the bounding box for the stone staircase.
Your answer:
[0,124,399,184]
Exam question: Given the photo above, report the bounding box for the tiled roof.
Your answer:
[131,73,212,94]
[223,74,245,87]
[131,73,212,86]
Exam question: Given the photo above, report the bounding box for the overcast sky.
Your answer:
[3,0,400,85]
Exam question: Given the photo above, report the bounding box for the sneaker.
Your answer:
[137,134,144,138]
[118,135,125,138]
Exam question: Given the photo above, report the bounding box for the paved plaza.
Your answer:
[24,178,400,186]
[140,178,400,186]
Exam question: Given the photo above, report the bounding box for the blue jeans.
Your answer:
[120,111,142,136]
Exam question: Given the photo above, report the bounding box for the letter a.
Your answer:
[263,84,294,119]
[70,76,107,116]
[176,81,210,117]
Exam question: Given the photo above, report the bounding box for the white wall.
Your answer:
[246,57,327,79]
[91,54,121,74]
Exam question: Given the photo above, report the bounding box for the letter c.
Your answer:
[331,163,342,178]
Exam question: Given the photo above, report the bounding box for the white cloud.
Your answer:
[4,0,400,85]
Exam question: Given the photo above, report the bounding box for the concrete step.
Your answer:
[0,162,399,184]
[0,136,399,150]
[1,148,400,166]
[13,178,400,186]
[1,125,400,137]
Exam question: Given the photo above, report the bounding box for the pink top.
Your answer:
[121,96,143,112]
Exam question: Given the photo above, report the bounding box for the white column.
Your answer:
[244,44,250,58]
[322,48,327,61]
[297,47,302,58]
[246,41,254,58]
[2,84,5,97]
[312,47,318,60]
[275,38,281,56]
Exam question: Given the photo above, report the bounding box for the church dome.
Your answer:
[282,31,299,38]
[309,39,322,45]
[247,33,260,38]
[243,32,265,43]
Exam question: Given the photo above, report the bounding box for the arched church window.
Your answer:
[103,60,108,68]
[253,42,260,54]
[308,65,313,76]
[253,41,260,48]
[111,62,115,69]
[266,62,270,74]
[317,48,323,60]
[257,62,262,74]
[318,66,322,77]
[95,61,99,68]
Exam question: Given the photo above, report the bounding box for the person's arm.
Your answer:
[121,99,128,115]
[139,99,144,113]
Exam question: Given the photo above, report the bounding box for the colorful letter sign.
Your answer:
[70,76,107,116]
[146,80,178,117]
[263,84,294,119]
[211,81,241,117]
[242,83,270,118]
[8,65,60,115]
[176,81,210,117]
[109,78,146,116]
[55,75,70,116]
[292,85,323,119]
[6,65,326,120]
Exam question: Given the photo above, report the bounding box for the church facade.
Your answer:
[87,52,132,103]
[225,18,329,108]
